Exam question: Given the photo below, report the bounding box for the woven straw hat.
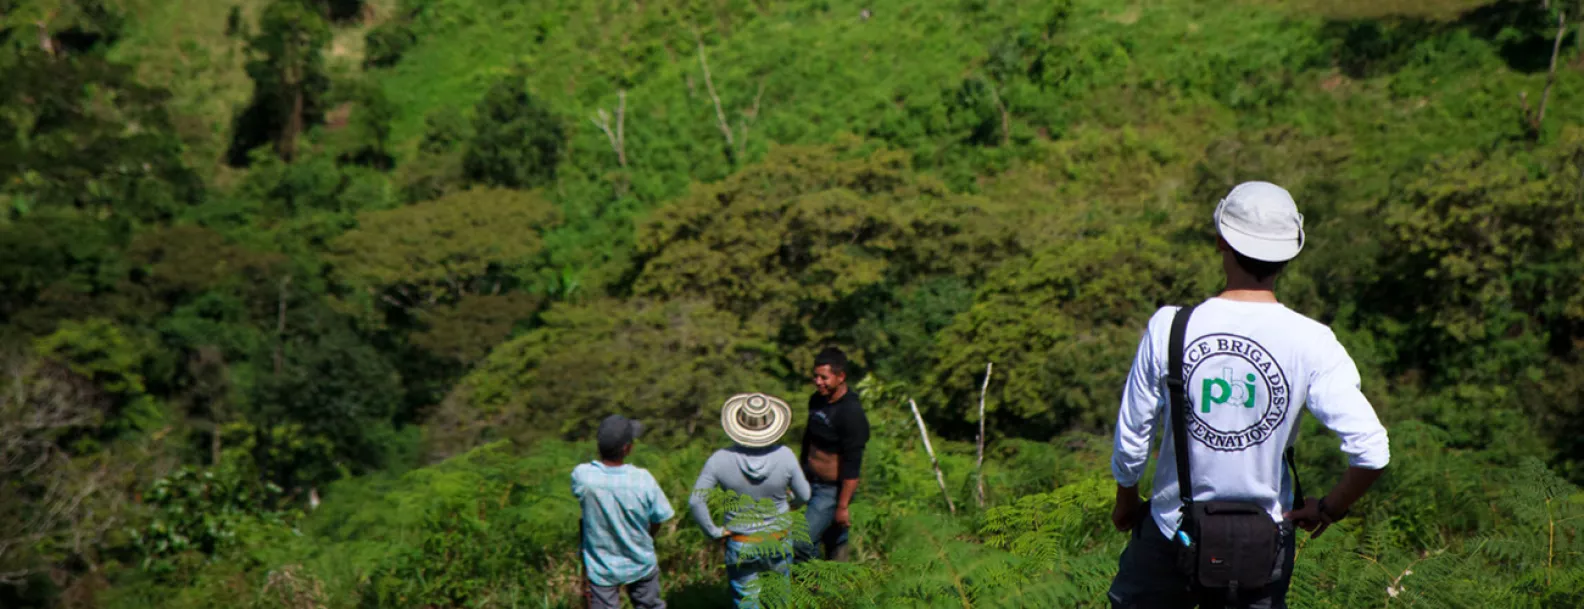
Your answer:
[720,393,792,448]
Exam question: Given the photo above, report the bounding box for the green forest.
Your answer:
[3,0,1584,606]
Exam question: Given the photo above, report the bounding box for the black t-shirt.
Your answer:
[800,389,870,481]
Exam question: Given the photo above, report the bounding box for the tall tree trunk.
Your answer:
[281,70,303,161]
[275,276,291,376]
[279,37,304,161]
[211,423,223,465]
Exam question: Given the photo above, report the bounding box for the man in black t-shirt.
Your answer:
[794,347,870,563]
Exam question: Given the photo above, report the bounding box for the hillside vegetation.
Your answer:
[3,0,1584,607]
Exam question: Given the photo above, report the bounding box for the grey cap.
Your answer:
[597,414,643,455]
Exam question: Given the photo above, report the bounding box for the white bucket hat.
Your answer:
[720,393,792,448]
[1214,181,1305,262]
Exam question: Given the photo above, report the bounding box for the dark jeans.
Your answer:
[588,570,666,609]
[793,482,850,562]
[1108,512,1296,609]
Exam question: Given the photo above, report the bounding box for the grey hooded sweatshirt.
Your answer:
[688,445,811,539]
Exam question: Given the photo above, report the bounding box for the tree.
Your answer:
[1381,132,1584,370]
[396,108,472,203]
[927,229,1219,438]
[1377,129,1584,453]
[437,298,781,455]
[246,303,401,489]
[0,351,102,585]
[410,293,540,366]
[230,0,332,164]
[326,187,561,322]
[32,318,161,442]
[329,78,397,170]
[0,41,200,222]
[0,212,128,337]
[363,19,417,69]
[462,71,565,189]
[632,140,1021,368]
[126,225,290,304]
[0,350,147,600]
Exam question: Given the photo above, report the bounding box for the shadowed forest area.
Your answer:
[3,0,1584,607]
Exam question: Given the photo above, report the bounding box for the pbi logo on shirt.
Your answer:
[1202,368,1258,413]
[1181,334,1293,452]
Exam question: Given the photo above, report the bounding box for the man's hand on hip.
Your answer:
[1283,496,1333,538]
[1285,466,1386,539]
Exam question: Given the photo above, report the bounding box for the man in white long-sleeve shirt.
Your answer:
[1107,181,1390,609]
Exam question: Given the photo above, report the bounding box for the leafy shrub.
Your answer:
[364,21,418,69]
[462,71,565,189]
[928,228,1219,438]
[127,462,288,581]
[450,298,784,450]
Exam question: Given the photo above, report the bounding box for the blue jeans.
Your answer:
[794,482,849,562]
[725,538,791,608]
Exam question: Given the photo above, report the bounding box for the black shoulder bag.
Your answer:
[1167,304,1302,596]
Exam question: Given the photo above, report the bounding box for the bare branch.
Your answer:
[617,89,627,167]
[738,77,767,159]
[0,569,28,586]
[987,82,1010,147]
[592,90,632,197]
[975,362,993,509]
[1537,11,1567,130]
[0,354,121,584]
[35,10,59,57]
[694,30,736,158]
[591,91,629,169]
[592,111,613,140]
[909,398,956,515]
[1523,10,1568,137]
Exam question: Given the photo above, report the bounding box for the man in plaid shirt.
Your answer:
[574,415,675,609]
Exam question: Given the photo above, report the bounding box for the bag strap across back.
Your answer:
[1166,303,1305,513]
[1167,304,1197,510]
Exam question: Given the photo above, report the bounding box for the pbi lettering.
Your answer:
[1201,368,1258,414]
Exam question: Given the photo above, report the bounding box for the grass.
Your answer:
[372,0,1050,151]
[108,0,265,174]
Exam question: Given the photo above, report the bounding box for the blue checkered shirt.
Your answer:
[572,462,675,586]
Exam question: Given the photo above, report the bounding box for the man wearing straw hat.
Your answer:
[689,393,810,609]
